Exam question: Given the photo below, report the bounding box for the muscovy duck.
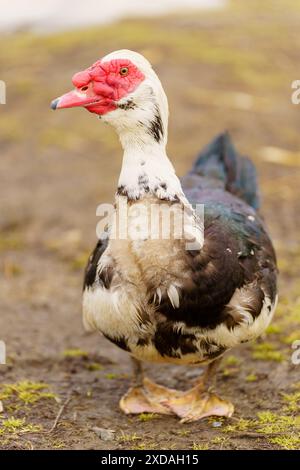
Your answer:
[52,50,277,422]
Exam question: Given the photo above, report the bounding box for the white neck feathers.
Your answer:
[100,50,184,201]
[118,139,183,201]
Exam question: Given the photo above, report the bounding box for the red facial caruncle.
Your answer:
[51,59,145,115]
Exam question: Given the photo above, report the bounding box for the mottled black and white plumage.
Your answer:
[83,129,277,364]
[53,49,278,419]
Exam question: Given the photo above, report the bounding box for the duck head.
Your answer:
[51,50,168,146]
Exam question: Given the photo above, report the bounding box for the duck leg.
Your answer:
[119,357,178,415]
[164,358,234,423]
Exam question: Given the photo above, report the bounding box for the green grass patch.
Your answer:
[252,343,285,362]
[86,362,103,372]
[245,373,258,382]
[138,413,159,422]
[283,331,300,344]
[104,373,118,380]
[224,355,241,366]
[282,391,300,413]
[118,432,141,443]
[62,349,88,359]
[0,416,41,434]
[0,381,56,406]
[265,324,282,335]
[223,417,253,433]
[192,442,209,450]
[223,409,300,449]
[0,234,24,252]
[269,435,300,450]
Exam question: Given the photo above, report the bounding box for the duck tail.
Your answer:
[190,131,260,209]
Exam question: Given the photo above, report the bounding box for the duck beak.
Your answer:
[51,88,100,110]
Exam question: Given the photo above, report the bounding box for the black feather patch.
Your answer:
[118,99,136,110]
[147,106,164,143]
[103,334,131,352]
[98,265,114,290]
[83,239,108,289]
[153,322,225,361]
[116,174,150,200]
[84,238,115,290]
[138,173,150,193]
[116,185,128,197]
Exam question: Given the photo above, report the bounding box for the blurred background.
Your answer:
[0,0,299,450]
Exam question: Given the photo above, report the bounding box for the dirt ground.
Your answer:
[0,1,300,450]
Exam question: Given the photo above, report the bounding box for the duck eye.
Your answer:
[120,67,129,76]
